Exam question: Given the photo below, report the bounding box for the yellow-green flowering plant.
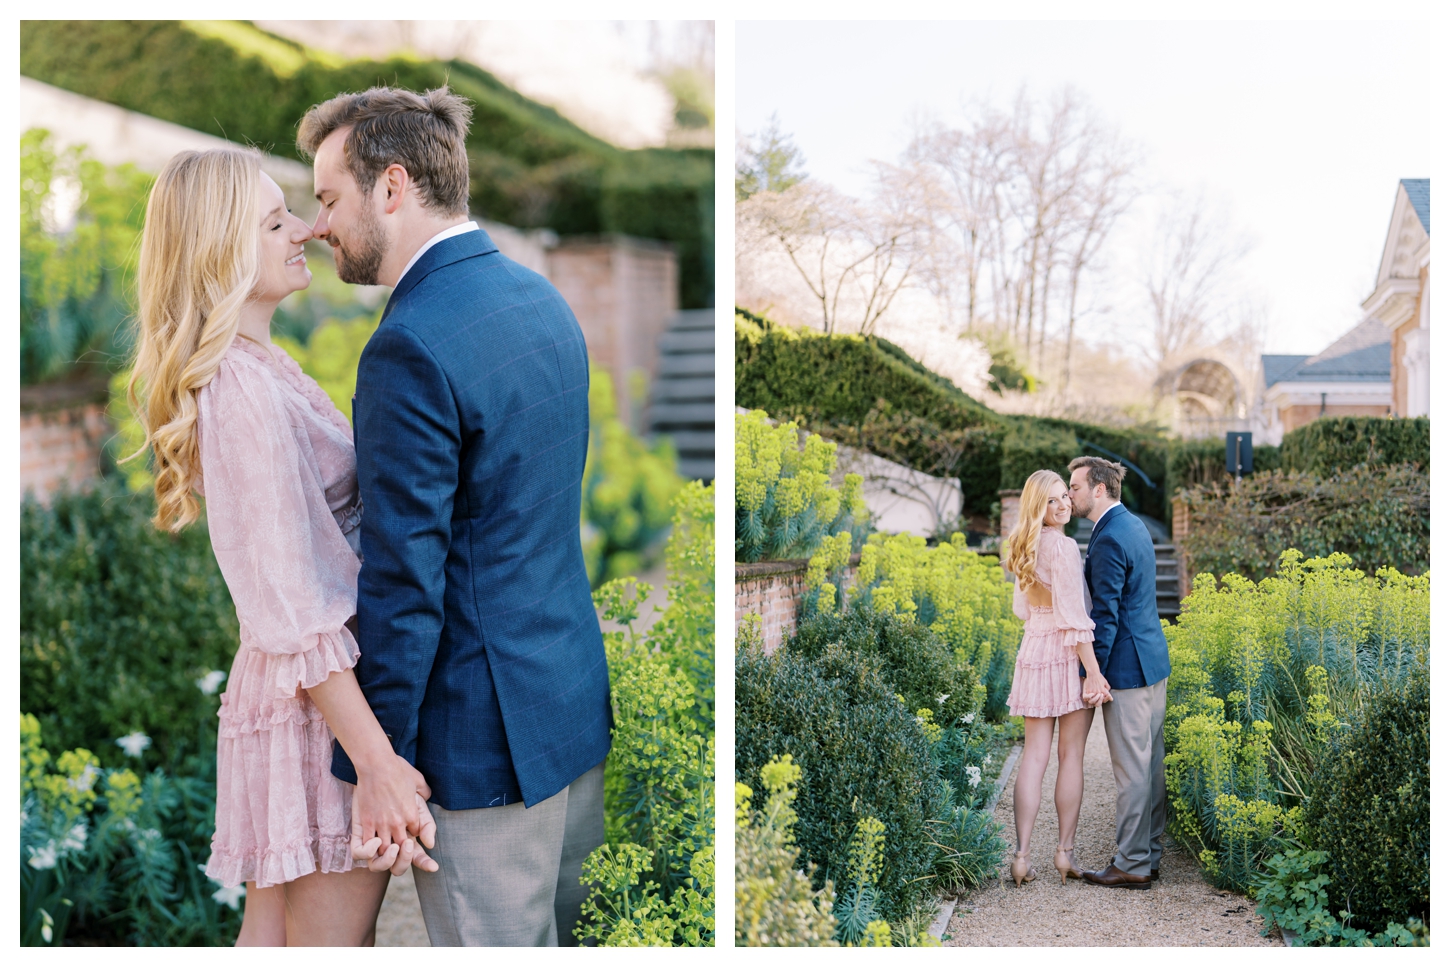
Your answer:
[735,410,866,563]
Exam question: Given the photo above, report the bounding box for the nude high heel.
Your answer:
[1011,850,1036,887]
[1054,847,1083,884]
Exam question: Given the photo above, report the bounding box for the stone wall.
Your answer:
[735,555,861,656]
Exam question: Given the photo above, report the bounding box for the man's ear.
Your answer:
[382,164,409,215]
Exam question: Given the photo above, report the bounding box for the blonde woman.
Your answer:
[1000,469,1111,888]
[127,148,436,945]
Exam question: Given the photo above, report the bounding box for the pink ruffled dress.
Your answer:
[198,338,365,889]
[1005,528,1096,719]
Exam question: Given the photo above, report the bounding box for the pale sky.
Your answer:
[737,20,1434,356]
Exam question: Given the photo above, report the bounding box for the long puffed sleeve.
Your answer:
[1046,532,1095,640]
[197,351,360,700]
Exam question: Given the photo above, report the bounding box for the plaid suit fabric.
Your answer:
[332,230,612,809]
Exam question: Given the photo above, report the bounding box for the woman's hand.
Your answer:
[355,793,439,875]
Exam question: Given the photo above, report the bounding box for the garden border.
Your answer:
[929,742,1023,940]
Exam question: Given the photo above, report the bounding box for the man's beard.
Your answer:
[331,202,386,285]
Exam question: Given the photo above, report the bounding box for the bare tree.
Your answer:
[738,165,927,336]
[1144,192,1249,369]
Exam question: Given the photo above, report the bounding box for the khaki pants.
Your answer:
[413,762,605,946]
[1100,678,1167,877]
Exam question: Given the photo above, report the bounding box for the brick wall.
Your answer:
[998,489,1022,539]
[21,402,113,502]
[1172,497,1193,600]
[735,556,861,656]
[548,234,678,430]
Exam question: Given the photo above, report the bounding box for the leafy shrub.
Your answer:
[21,130,153,384]
[21,480,239,773]
[1177,464,1428,582]
[735,756,839,947]
[1302,662,1428,935]
[1280,416,1428,475]
[21,20,713,307]
[926,778,1007,894]
[853,532,1019,720]
[583,369,684,585]
[735,641,942,922]
[735,409,865,563]
[581,481,714,946]
[1164,551,1429,902]
[831,815,895,946]
[21,715,241,946]
[1256,849,1429,946]
[789,600,982,733]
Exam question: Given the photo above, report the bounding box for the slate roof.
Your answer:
[1402,179,1429,235]
[1262,318,1390,388]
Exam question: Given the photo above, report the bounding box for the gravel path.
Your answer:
[374,868,430,947]
[946,713,1278,947]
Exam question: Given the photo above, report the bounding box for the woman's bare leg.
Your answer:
[1013,716,1056,856]
[1054,706,1095,850]
[236,882,287,947]
[281,866,391,946]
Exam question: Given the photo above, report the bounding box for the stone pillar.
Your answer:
[998,489,1022,539]
[21,377,113,503]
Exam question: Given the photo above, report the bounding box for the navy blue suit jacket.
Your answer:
[332,228,612,809]
[1082,503,1171,690]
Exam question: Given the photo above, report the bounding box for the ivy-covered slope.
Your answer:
[21,20,713,307]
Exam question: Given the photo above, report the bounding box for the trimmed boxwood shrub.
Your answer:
[1280,416,1428,475]
[736,310,1172,520]
[1177,463,1429,582]
[21,480,239,773]
[735,641,943,922]
[1303,661,1429,935]
[788,601,981,732]
[20,20,714,307]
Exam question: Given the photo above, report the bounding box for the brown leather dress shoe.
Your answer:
[1151,868,1160,881]
[1082,864,1152,890]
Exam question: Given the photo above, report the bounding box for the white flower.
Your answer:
[212,883,247,910]
[28,841,58,870]
[196,670,227,695]
[937,693,950,705]
[68,763,100,795]
[40,909,55,944]
[984,754,992,765]
[60,823,87,853]
[961,713,975,725]
[116,732,151,758]
[964,765,982,789]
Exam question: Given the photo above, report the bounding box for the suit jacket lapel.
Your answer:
[1085,503,1125,561]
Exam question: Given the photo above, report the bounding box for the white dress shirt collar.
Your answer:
[397,220,479,287]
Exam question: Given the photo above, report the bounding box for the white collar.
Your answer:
[397,221,479,287]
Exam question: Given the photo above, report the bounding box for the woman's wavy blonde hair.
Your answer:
[125,148,263,531]
[1002,469,1068,593]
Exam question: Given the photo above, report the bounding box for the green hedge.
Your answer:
[1166,436,1280,504]
[20,20,713,307]
[1280,416,1429,475]
[1304,662,1429,935]
[1177,464,1429,583]
[736,310,1172,520]
[735,642,942,923]
[22,481,239,774]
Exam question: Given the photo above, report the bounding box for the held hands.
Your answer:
[350,754,439,876]
[1083,671,1113,707]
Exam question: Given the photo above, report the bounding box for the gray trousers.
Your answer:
[1100,678,1167,877]
[413,762,605,946]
